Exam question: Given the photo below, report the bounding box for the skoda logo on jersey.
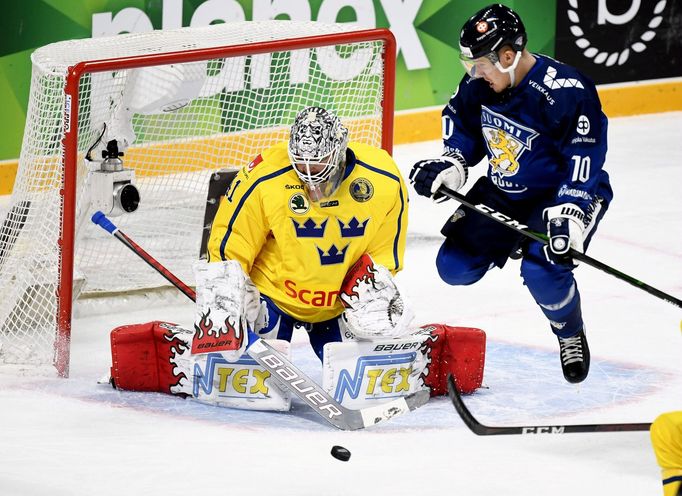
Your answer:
[481,106,539,178]
[288,193,310,214]
[577,115,590,135]
[349,178,374,202]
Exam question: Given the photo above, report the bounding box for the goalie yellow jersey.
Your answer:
[207,141,408,323]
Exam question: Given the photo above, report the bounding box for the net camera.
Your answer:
[89,140,140,216]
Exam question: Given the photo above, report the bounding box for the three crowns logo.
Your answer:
[292,218,327,238]
[317,244,349,265]
[338,217,369,238]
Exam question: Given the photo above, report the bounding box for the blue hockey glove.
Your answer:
[543,204,586,266]
[409,153,467,202]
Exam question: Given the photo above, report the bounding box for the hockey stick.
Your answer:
[438,186,682,309]
[447,375,650,435]
[91,211,429,430]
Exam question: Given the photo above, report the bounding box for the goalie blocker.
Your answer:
[108,321,485,410]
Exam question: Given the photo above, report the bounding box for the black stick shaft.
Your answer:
[439,186,682,309]
[447,375,650,435]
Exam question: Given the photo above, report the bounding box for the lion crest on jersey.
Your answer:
[481,106,538,177]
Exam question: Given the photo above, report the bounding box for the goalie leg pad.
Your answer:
[322,334,430,409]
[419,324,486,395]
[110,321,291,411]
[190,339,291,411]
[110,321,193,395]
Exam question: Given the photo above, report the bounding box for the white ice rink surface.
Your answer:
[1,111,681,496]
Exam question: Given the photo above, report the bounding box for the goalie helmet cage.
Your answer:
[0,21,396,377]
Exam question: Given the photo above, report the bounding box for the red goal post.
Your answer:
[0,21,396,377]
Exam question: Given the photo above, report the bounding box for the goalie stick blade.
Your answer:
[359,389,430,429]
[406,388,431,411]
[447,375,651,435]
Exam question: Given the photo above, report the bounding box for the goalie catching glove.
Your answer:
[339,254,414,339]
[192,259,261,360]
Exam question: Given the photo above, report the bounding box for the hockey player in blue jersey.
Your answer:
[409,3,613,383]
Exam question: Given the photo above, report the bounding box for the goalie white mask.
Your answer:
[288,106,349,201]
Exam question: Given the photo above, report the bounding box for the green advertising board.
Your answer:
[0,0,555,162]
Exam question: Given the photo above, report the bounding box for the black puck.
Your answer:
[330,445,351,462]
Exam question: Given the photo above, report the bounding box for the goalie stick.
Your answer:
[438,186,682,310]
[447,375,651,435]
[91,211,429,430]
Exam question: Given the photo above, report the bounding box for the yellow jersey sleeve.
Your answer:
[363,155,408,274]
[207,147,287,273]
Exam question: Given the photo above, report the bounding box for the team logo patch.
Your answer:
[349,178,374,202]
[481,106,539,178]
[476,21,489,33]
[289,193,310,214]
[576,115,590,135]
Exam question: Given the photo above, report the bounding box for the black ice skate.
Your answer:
[557,328,590,384]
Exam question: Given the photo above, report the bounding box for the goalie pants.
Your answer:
[253,294,346,360]
[435,177,611,339]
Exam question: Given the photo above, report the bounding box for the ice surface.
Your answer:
[1,111,681,496]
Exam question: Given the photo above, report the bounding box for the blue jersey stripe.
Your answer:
[393,187,406,270]
[357,160,400,183]
[220,165,293,260]
[356,160,405,270]
[663,475,682,486]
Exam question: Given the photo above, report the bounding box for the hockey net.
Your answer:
[0,21,395,376]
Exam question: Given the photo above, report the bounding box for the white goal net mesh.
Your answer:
[0,21,391,372]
